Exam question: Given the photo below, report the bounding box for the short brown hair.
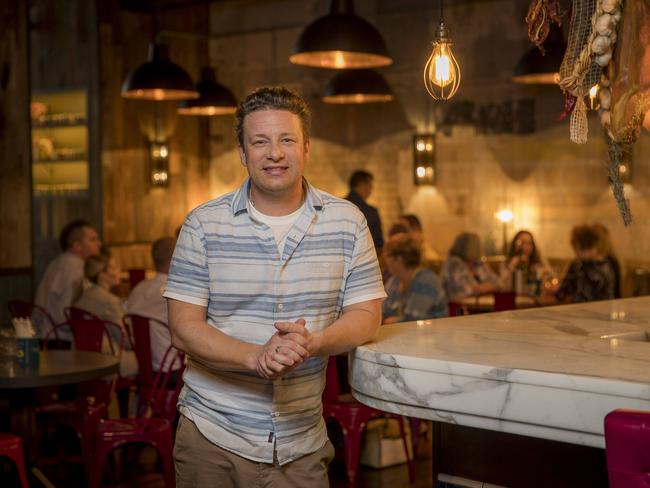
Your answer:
[385,235,421,269]
[235,86,311,146]
[152,236,176,271]
[570,225,600,251]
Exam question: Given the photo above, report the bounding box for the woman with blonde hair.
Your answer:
[74,253,137,377]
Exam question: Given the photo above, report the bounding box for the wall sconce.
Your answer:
[413,134,435,185]
[150,141,170,187]
[495,209,514,255]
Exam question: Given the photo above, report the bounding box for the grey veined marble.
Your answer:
[350,297,650,448]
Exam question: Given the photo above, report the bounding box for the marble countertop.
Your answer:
[350,297,650,448]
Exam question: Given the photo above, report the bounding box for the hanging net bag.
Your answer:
[558,0,607,144]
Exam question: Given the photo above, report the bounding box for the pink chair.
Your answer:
[0,434,30,488]
[89,345,183,488]
[604,409,650,487]
[322,356,414,487]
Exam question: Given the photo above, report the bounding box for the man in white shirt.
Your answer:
[35,219,102,338]
[126,236,179,372]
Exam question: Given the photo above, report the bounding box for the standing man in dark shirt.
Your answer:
[345,170,384,252]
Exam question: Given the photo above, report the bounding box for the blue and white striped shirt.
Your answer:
[163,178,386,464]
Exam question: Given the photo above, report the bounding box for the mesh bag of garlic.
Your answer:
[559,0,607,144]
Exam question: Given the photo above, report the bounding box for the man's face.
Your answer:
[357,180,373,200]
[76,227,102,259]
[238,109,310,205]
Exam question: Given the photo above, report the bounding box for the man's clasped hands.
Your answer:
[255,318,320,379]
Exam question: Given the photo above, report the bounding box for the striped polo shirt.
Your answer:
[163,178,386,465]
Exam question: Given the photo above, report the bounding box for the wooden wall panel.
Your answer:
[0,0,31,269]
[98,1,211,248]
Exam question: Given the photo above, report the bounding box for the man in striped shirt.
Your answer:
[164,86,386,487]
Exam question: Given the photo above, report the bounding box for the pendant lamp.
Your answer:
[322,69,393,104]
[290,0,392,69]
[512,26,566,84]
[177,67,237,116]
[122,42,199,101]
[423,0,461,100]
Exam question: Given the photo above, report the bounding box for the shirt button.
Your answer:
[277,303,284,310]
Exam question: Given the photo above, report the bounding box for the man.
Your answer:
[126,236,180,372]
[345,170,384,252]
[35,219,102,337]
[164,87,385,487]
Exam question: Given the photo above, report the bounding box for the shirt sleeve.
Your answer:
[163,213,210,306]
[342,216,387,308]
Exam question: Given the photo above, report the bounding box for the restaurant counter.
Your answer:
[350,297,650,486]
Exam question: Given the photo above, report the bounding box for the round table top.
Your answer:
[0,350,120,389]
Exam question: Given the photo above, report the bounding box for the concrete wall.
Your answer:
[206,0,649,270]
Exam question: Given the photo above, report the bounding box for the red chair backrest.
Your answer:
[448,302,468,316]
[605,409,650,488]
[123,314,156,386]
[128,269,146,290]
[68,317,124,356]
[65,306,101,322]
[322,356,341,403]
[493,291,516,312]
[141,344,185,421]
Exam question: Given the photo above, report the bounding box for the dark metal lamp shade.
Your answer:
[323,69,393,104]
[290,13,392,69]
[512,30,566,85]
[178,67,237,116]
[122,43,199,100]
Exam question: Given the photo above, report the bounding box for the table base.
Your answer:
[431,422,608,488]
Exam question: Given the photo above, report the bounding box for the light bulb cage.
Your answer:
[423,20,461,100]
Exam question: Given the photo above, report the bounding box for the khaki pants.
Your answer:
[174,415,334,488]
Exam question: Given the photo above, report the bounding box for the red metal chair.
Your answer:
[36,318,123,475]
[448,302,469,316]
[89,345,183,488]
[0,434,30,488]
[123,314,183,422]
[493,291,517,311]
[604,408,650,488]
[322,356,413,487]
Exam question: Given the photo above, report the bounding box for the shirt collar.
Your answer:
[232,177,323,216]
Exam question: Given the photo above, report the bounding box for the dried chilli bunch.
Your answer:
[526,0,565,51]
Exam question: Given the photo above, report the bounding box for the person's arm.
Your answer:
[274,298,382,357]
[168,298,309,379]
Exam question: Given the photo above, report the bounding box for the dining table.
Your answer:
[0,350,120,485]
[0,350,120,389]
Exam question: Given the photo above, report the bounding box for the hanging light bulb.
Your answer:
[424,0,460,100]
[589,84,600,110]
